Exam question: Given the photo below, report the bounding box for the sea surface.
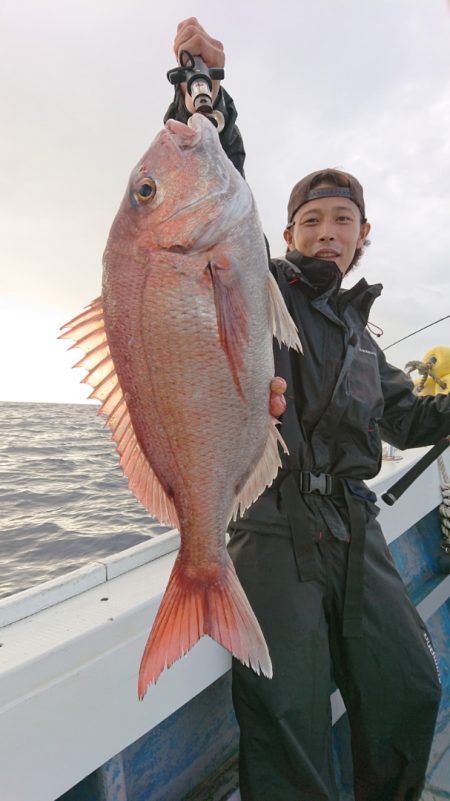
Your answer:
[0,401,171,599]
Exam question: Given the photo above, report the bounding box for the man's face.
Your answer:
[284,184,371,274]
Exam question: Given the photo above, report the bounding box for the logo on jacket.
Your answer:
[359,348,377,357]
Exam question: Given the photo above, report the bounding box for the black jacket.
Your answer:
[271,252,450,473]
[241,251,450,540]
[165,88,450,538]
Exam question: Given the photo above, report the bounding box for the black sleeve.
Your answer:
[163,86,246,177]
[376,344,450,448]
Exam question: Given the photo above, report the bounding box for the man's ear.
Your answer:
[283,226,294,251]
[357,221,371,248]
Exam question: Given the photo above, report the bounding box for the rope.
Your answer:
[404,357,448,394]
[438,455,450,553]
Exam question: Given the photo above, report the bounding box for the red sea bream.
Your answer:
[60,112,301,698]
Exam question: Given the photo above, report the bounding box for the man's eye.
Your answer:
[337,215,352,223]
[303,217,318,225]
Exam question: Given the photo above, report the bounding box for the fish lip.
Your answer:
[164,118,202,150]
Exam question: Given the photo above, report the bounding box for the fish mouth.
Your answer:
[165,117,202,149]
[159,118,224,223]
[156,113,251,246]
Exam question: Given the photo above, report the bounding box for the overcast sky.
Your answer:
[1,0,449,403]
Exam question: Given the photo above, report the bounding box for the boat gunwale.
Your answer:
[0,445,442,628]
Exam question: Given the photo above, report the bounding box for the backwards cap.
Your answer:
[287,169,366,224]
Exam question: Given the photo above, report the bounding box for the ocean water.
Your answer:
[0,401,171,599]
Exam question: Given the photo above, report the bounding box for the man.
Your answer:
[166,18,450,801]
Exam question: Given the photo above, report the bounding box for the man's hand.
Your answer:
[173,17,225,113]
[269,377,287,418]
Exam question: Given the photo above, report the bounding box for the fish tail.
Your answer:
[138,553,272,699]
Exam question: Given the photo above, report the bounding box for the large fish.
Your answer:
[60,112,301,698]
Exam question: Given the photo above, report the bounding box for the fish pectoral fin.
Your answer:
[268,272,303,352]
[208,258,249,400]
[137,553,272,699]
[59,299,179,529]
[232,416,289,519]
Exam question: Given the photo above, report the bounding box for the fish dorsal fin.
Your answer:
[268,272,303,352]
[59,299,179,529]
[231,416,288,520]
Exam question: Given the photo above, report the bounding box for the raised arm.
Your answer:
[164,17,246,177]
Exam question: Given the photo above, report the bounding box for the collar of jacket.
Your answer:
[338,276,383,325]
[284,250,382,322]
[285,251,343,299]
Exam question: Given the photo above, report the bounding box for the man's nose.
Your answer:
[318,224,336,241]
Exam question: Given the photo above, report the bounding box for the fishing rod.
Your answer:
[383,314,450,352]
[167,50,225,130]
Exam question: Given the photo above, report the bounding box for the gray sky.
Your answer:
[1,0,449,402]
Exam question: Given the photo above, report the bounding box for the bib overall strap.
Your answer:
[278,472,320,582]
[278,470,367,638]
[342,482,366,638]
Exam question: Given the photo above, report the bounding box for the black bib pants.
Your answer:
[228,512,441,801]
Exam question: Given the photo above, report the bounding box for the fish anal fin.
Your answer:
[138,553,272,698]
[232,416,288,520]
[60,300,179,529]
[208,259,249,401]
[268,272,303,352]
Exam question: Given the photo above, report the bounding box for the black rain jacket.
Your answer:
[237,252,450,540]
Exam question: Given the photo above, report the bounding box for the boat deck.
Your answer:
[1,448,449,801]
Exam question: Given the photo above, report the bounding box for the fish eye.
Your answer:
[135,178,157,204]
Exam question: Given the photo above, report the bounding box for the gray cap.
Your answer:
[287,169,366,224]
